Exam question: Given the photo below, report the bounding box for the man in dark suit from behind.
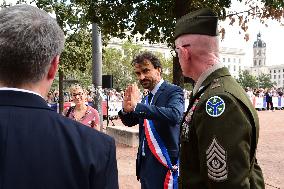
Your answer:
[0,5,118,189]
[119,52,184,189]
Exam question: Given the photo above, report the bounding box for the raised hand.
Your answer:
[123,83,140,112]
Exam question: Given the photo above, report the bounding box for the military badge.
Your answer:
[206,137,228,182]
[206,96,225,117]
[181,98,200,141]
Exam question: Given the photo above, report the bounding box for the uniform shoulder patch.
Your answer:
[206,96,225,117]
[206,137,228,182]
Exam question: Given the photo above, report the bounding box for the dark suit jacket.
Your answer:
[119,81,184,185]
[0,90,118,189]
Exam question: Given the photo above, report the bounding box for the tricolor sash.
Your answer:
[143,96,178,189]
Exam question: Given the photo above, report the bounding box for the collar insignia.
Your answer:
[211,78,221,89]
[206,96,225,117]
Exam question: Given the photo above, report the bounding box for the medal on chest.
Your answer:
[181,98,200,141]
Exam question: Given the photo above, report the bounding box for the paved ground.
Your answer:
[106,110,284,189]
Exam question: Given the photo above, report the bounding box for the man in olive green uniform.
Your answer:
[174,8,265,188]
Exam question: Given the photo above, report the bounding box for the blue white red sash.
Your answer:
[144,96,178,189]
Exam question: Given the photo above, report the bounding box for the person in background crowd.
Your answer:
[175,8,264,188]
[0,4,118,189]
[116,91,123,101]
[258,88,265,97]
[46,91,54,104]
[277,88,283,97]
[109,90,118,102]
[63,84,100,129]
[120,90,125,99]
[265,88,274,111]
[86,90,94,103]
[53,90,59,102]
[246,87,254,99]
[119,52,184,188]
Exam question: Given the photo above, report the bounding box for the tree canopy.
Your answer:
[73,0,284,45]
[103,41,174,91]
[237,70,258,89]
[1,0,283,87]
[237,70,276,89]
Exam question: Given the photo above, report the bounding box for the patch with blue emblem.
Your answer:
[206,96,225,117]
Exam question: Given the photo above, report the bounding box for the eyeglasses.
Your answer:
[72,92,84,97]
[175,44,191,53]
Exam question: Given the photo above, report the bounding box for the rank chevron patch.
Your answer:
[206,137,228,182]
[206,96,225,117]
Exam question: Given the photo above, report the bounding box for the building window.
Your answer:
[223,58,225,62]
[228,58,230,62]
[239,59,241,63]
[254,60,257,66]
[234,65,236,71]
[279,75,281,79]
[239,66,241,71]
[259,60,261,65]
[279,70,281,73]
[270,70,271,73]
[274,75,276,79]
[234,58,236,63]
[274,70,276,73]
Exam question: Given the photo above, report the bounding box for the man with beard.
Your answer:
[119,52,184,189]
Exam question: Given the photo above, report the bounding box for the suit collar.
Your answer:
[151,80,167,105]
[0,90,52,111]
[150,78,164,96]
[0,87,42,98]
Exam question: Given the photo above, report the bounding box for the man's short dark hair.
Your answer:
[131,52,163,72]
[0,5,65,87]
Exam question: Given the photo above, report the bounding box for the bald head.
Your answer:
[176,34,219,57]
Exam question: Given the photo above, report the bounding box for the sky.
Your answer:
[220,0,284,67]
[2,0,284,67]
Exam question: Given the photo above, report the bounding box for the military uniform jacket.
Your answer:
[179,67,265,189]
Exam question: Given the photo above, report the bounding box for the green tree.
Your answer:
[74,0,283,86]
[258,73,276,89]
[61,29,92,87]
[102,47,133,91]
[153,53,173,83]
[237,70,258,89]
[1,0,92,113]
[102,40,174,91]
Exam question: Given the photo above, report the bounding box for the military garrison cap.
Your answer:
[174,8,218,39]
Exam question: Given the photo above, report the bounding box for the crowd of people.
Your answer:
[245,87,283,98]
[46,88,126,104]
[245,87,284,111]
[0,4,273,189]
